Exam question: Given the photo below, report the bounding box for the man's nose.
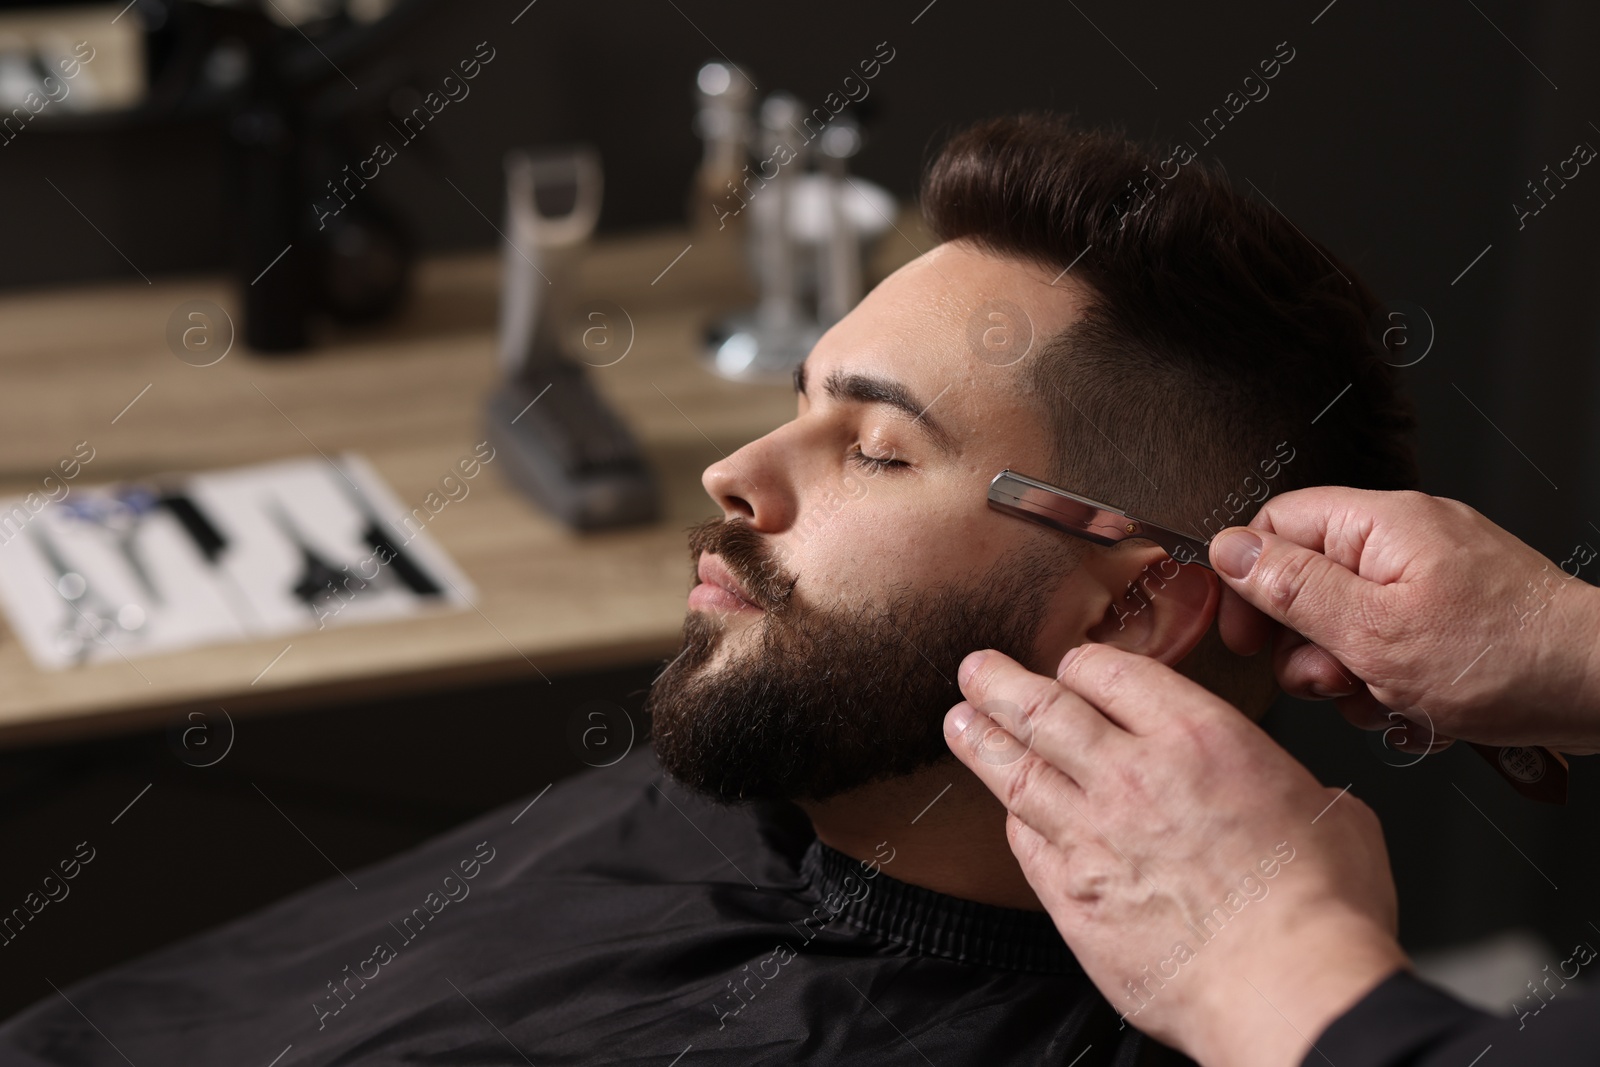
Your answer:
[701,433,796,531]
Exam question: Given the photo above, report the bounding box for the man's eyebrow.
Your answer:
[794,361,959,456]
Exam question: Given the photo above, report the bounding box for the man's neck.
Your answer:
[795,762,1045,912]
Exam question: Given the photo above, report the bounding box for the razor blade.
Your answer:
[988,469,1569,803]
[987,469,1213,569]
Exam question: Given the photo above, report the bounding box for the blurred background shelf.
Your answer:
[0,228,810,745]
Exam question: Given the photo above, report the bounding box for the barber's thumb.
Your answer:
[1210,526,1363,634]
[1211,528,1264,580]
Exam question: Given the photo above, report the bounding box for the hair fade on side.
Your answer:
[921,113,1419,536]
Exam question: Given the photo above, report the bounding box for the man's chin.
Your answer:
[684,608,761,659]
[647,542,1066,805]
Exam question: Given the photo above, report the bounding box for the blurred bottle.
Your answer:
[227,96,312,352]
[688,60,754,237]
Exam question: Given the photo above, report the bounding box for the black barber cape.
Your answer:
[1307,969,1598,1066]
[0,748,1190,1066]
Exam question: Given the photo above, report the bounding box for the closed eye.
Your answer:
[847,443,909,471]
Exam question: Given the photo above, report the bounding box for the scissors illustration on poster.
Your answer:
[0,453,475,671]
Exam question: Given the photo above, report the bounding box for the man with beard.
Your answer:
[0,115,1415,1066]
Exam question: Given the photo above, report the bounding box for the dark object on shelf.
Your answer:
[314,195,413,324]
[228,90,314,351]
[484,146,660,531]
[486,362,660,531]
[123,1,435,351]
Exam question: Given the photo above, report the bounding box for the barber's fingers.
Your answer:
[944,698,1091,847]
[1273,680,1455,753]
[1243,485,1396,566]
[1053,642,1229,737]
[1270,634,1455,751]
[955,649,1127,777]
[1210,525,1381,662]
[1387,724,1456,755]
[1213,485,1389,661]
[1326,686,1454,752]
[1366,702,1456,755]
[1004,813,1087,921]
[1216,583,1277,657]
[1007,809,1135,919]
[1005,811,1054,874]
[1272,627,1362,700]
[1331,688,1393,731]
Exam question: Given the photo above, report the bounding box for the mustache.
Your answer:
[686,517,797,613]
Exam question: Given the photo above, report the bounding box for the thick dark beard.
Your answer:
[644,516,1071,804]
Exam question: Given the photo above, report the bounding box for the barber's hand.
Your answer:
[945,645,1408,1067]
[1211,487,1600,753]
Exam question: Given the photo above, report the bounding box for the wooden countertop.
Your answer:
[0,223,919,748]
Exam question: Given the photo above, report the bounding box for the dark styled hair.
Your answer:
[922,114,1419,541]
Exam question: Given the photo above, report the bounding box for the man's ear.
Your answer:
[1082,545,1220,666]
